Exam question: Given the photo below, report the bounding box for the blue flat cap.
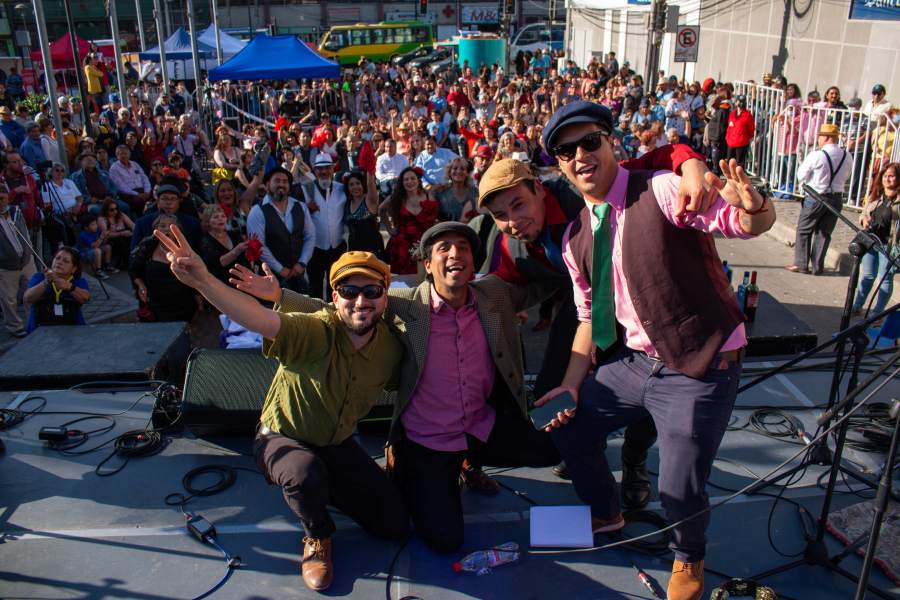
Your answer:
[542,100,614,152]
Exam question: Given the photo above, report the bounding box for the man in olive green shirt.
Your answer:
[154,225,408,593]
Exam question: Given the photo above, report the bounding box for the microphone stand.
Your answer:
[746,185,894,495]
[745,185,900,599]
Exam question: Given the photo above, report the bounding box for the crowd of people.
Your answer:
[0,41,896,600]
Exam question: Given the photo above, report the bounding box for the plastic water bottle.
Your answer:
[452,542,520,576]
[735,271,750,314]
[722,261,733,286]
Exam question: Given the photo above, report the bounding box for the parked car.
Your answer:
[407,46,452,69]
[392,45,438,67]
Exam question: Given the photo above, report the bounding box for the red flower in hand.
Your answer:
[245,237,263,263]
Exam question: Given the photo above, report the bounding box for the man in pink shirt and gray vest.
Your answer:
[537,101,775,600]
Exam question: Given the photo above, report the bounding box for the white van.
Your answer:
[509,23,565,56]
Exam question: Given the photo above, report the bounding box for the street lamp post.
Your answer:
[135,0,148,52]
[108,0,128,96]
[152,0,170,94]
[61,0,92,137]
[185,0,202,87]
[210,0,222,65]
[30,0,66,171]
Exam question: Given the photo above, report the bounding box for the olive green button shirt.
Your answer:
[260,308,403,447]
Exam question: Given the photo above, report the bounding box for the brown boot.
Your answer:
[667,559,704,600]
[301,536,333,591]
[591,513,625,533]
[460,459,500,496]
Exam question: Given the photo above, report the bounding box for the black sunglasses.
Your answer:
[335,284,385,301]
[550,131,606,161]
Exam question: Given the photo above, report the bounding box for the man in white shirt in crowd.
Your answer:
[301,153,346,300]
[247,167,316,294]
[786,123,852,275]
[414,136,458,188]
[375,138,408,196]
[108,144,151,215]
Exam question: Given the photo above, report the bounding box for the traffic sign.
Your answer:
[674,25,699,63]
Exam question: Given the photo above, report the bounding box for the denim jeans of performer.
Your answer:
[853,248,895,315]
[551,348,740,562]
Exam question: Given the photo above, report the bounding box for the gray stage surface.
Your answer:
[2,356,899,600]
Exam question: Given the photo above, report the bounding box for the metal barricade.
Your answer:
[734,81,900,208]
[734,81,785,185]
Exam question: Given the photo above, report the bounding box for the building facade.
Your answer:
[567,0,900,99]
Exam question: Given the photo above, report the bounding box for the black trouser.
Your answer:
[793,193,842,274]
[307,242,347,301]
[393,412,560,553]
[726,144,750,168]
[253,430,409,541]
[532,295,659,460]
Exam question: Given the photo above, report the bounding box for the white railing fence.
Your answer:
[735,81,899,208]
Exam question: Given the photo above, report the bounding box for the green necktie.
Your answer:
[591,203,617,350]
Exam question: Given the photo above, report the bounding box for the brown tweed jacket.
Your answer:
[277,275,554,441]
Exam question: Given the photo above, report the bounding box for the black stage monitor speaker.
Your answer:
[181,348,395,438]
[182,348,278,437]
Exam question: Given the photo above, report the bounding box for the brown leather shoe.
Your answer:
[591,513,625,533]
[301,536,333,591]
[460,460,500,495]
[667,559,704,600]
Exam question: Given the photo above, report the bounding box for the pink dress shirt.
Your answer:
[563,166,753,360]
[401,286,496,451]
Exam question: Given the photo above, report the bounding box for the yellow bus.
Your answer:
[318,22,435,66]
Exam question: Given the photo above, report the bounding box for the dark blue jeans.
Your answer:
[551,348,740,562]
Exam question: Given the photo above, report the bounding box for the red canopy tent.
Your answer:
[30,35,116,70]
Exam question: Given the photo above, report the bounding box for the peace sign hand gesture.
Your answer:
[153,224,211,290]
[708,158,765,213]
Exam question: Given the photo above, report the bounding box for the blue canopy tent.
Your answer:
[208,35,340,82]
[197,25,247,61]
[139,27,216,80]
[139,27,215,61]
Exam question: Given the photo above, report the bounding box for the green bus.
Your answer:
[318,22,435,66]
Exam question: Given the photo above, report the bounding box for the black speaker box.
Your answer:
[182,348,278,436]
[182,347,395,437]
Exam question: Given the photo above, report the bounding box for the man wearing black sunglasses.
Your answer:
[473,132,716,508]
[154,228,409,593]
[538,101,775,600]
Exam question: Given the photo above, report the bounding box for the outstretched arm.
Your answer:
[154,224,281,338]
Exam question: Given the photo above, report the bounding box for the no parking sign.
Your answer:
[674,25,700,63]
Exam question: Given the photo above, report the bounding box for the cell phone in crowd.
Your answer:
[529,391,577,431]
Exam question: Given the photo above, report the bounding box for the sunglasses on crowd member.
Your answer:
[169,155,182,162]
[550,130,607,161]
[152,161,162,167]
[335,284,385,301]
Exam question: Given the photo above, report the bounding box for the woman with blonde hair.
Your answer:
[434,157,477,222]
[212,133,241,185]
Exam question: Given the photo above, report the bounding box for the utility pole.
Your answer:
[644,0,665,89]
[135,0,148,51]
[61,0,91,136]
[31,0,65,171]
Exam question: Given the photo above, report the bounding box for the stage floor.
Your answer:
[2,356,899,600]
